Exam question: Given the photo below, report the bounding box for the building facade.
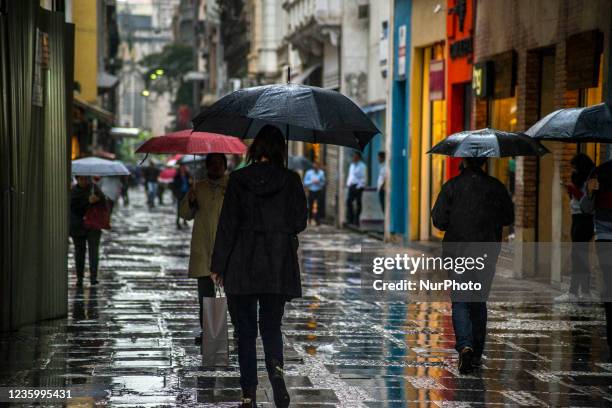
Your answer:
[472,0,612,285]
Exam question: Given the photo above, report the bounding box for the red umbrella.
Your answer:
[136,129,247,154]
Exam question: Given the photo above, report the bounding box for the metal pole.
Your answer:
[607,3,612,105]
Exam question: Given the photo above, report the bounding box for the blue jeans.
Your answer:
[146,182,158,207]
[452,302,487,358]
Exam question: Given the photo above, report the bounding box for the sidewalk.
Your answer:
[0,190,611,407]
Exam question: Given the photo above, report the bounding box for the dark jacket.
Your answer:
[431,166,514,243]
[70,183,105,237]
[210,162,308,299]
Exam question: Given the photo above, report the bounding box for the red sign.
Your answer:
[429,60,445,100]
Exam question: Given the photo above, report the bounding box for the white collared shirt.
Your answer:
[347,161,366,188]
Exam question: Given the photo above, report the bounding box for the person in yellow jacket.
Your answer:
[179,153,228,341]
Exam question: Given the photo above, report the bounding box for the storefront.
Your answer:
[445,0,474,179]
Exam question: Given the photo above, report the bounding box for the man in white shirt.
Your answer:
[377,152,386,213]
[303,161,326,225]
[346,151,367,226]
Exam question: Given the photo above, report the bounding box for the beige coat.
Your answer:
[179,175,228,278]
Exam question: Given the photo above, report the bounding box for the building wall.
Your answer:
[408,0,446,240]
[474,0,611,282]
[73,0,98,102]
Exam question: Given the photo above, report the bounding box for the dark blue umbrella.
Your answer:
[526,102,612,142]
[192,84,380,151]
[428,128,549,157]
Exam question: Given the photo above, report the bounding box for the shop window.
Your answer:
[487,94,517,189]
[577,54,604,165]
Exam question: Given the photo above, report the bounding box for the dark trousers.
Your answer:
[227,294,286,390]
[72,230,102,282]
[307,190,324,223]
[176,192,187,225]
[197,276,215,329]
[379,188,385,213]
[452,302,488,358]
[595,240,612,349]
[346,185,363,225]
[569,214,594,294]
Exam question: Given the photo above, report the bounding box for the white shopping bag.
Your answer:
[202,286,229,367]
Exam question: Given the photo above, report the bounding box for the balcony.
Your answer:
[283,0,341,54]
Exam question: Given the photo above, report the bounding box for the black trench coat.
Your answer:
[211,162,308,299]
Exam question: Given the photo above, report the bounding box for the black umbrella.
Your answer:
[192,84,380,151]
[428,128,549,157]
[526,102,612,142]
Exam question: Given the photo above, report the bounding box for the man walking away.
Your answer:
[346,151,366,226]
[377,151,387,213]
[142,160,160,209]
[580,159,612,360]
[432,157,514,374]
[304,161,326,225]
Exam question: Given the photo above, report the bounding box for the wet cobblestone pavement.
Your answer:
[2,191,612,407]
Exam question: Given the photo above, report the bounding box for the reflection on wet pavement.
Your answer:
[1,190,611,406]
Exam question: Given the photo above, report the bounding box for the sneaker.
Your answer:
[458,347,474,374]
[472,355,483,369]
[554,292,578,303]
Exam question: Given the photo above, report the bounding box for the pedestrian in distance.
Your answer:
[377,151,387,213]
[431,157,514,375]
[179,154,229,344]
[555,153,595,302]
[346,151,366,226]
[142,160,160,209]
[173,164,192,229]
[303,161,326,225]
[580,159,612,360]
[70,176,107,287]
[211,124,308,408]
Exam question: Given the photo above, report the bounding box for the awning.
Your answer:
[73,93,115,124]
[292,64,321,84]
[110,127,140,138]
[97,71,119,89]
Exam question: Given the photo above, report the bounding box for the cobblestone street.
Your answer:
[1,191,612,407]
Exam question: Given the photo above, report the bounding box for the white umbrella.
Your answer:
[71,157,130,176]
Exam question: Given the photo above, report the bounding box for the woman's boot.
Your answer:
[267,359,290,408]
[236,386,257,408]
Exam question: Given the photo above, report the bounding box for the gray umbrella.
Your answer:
[287,156,313,171]
[192,83,380,151]
[526,102,612,142]
[428,128,549,157]
[71,157,130,176]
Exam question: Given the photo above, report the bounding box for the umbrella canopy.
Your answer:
[428,128,550,157]
[166,154,184,166]
[526,102,612,142]
[136,129,247,154]
[288,156,313,171]
[192,83,381,150]
[72,157,130,176]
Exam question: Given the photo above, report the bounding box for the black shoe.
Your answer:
[90,279,99,286]
[458,347,474,374]
[472,355,482,369]
[76,279,84,287]
[268,362,290,408]
[194,333,202,345]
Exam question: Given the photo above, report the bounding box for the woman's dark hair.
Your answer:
[570,153,595,188]
[247,124,286,167]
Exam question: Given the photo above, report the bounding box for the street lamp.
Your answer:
[142,89,150,97]
[150,73,157,80]
[155,69,164,76]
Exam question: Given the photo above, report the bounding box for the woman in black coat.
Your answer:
[211,125,307,408]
